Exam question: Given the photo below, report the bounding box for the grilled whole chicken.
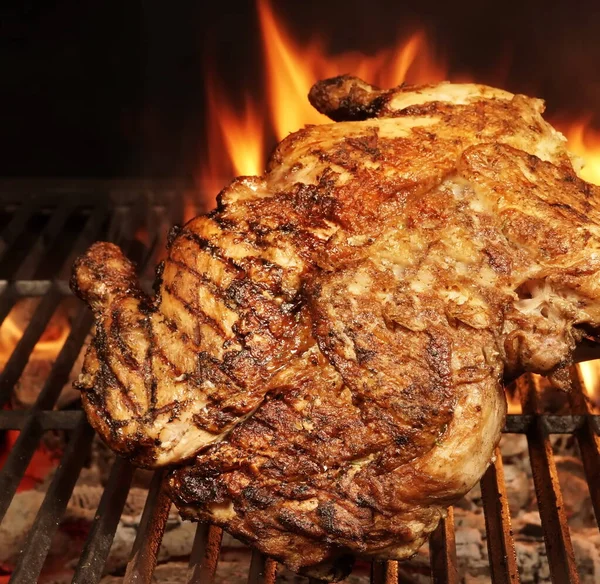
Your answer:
[72,76,600,580]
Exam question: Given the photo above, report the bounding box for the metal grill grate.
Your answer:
[0,182,599,584]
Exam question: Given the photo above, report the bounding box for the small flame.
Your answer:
[0,300,70,363]
[562,120,600,186]
[505,383,522,414]
[506,395,522,415]
[577,361,600,404]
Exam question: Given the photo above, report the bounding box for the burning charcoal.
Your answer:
[455,527,483,563]
[0,491,46,566]
[555,456,596,528]
[514,541,550,583]
[502,463,531,511]
[571,530,600,584]
[499,434,528,459]
[516,511,544,538]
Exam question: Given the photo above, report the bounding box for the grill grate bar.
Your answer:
[9,418,95,583]
[0,405,85,430]
[0,286,62,408]
[13,203,73,281]
[517,375,580,584]
[503,413,600,434]
[123,471,172,584]
[58,203,110,281]
[480,446,520,584]
[371,560,399,583]
[0,202,34,263]
[429,507,458,584]
[569,369,600,529]
[186,524,223,583]
[0,203,72,327]
[0,303,92,524]
[72,457,136,584]
[247,552,277,584]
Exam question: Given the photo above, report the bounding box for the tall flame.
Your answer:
[198,0,600,204]
[196,72,265,203]
[197,0,447,200]
[258,0,446,141]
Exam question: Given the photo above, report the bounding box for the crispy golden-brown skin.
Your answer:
[72,76,600,580]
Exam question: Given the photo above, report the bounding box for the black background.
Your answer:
[1,0,599,178]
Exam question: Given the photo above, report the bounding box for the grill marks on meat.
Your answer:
[74,211,312,466]
[72,75,600,580]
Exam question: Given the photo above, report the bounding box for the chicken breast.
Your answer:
[72,76,600,580]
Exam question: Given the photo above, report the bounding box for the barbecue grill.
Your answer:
[0,182,599,584]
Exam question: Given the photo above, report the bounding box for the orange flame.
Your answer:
[561,120,600,186]
[196,72,265,205]
[197,0,600,204]
[577,361,600,404]
[0,300,70,363]
[196,0,446,202]
[0,301,70,492]
[258,0,446,140]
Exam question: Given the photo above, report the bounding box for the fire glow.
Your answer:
[0,301,70,363]
[195,0,600,404]
[197,0,600,200]
[197,0,448,197]
[0,301,71,492]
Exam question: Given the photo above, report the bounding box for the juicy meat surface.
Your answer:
[72,76,600,580]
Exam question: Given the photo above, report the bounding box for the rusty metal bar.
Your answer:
[187,524,223,583]
[73,457,136,584]
[429,507,458,584]
[9,418,95,583]
[569,368,600,530]
[480,447,520,584]
[123,471,172,584]
[247,551,277,584]
[371,560,399,584]
[0,408,84,430]
[517,375,580,584]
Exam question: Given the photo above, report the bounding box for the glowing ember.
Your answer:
[0,430,59,492]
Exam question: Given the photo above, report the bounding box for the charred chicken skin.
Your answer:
[72,76,600,580]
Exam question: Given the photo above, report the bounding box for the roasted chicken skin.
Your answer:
[72,76,600,580]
